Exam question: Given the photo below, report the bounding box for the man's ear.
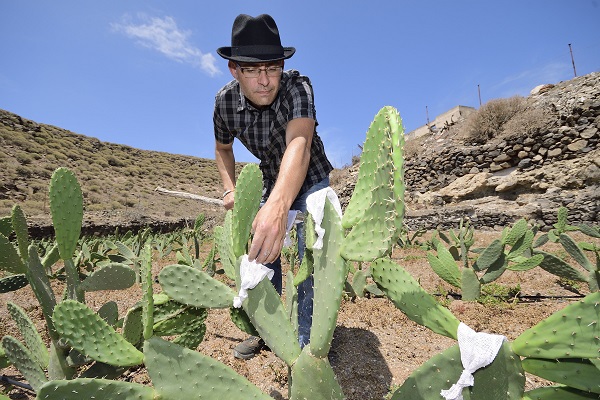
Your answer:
[228,61,238,79]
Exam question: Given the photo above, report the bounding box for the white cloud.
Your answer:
[112,14,221,77]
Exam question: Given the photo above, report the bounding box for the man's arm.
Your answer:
[215,140,236,210]
[248,117,314,264]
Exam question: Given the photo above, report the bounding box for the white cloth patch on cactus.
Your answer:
[306,187,342,250]
[233,255,274,308]
[440,322,506,400]
[283,210,300,248]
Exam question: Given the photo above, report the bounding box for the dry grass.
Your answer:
[0,109,244,222]
[459,96,528,143]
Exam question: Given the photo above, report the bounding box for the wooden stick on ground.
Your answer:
[154,187,224,206]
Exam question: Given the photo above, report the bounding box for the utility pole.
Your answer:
[426,105,431,132]
[477,84,482,107]
[569,43,577,77]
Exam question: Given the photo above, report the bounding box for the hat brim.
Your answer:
[216,47,295,63]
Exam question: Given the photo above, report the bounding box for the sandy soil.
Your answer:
[0,231,594,400]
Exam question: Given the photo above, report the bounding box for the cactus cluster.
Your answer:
[0,168,204,395]
[533,206,600,292]
[3,107,597,400]
[426,218,545,301]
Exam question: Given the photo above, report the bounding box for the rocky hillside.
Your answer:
[1,72,598,236]
[0,111,243,236]
[336,71,599,231]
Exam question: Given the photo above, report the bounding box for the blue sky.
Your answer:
[2,1,599,168]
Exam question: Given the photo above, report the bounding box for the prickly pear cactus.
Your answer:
[144,337,271,400]
[308,199,346,358]
[0,230,26,275]
[340,106,405,262]
[392,342,524,400]
[371,257,460,339]
[232,163,262,258]
[2,335,48,392]
[512,291,600,359]
[53,300,144,367]
[49,167,83,261]
[49,167,85,302]
[36,378,156,400]
[79,263,136,292]
[0,273,28,293]
[6,302,49,369]
[159,264,235,308]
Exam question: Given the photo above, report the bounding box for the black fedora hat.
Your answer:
[217,14,295,63]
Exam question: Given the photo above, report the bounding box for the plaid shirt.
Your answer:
[214,69,333,197]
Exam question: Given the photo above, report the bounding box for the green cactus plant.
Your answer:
[340,106,405,262]
[1,168,145,388]
[0,273,28,293]
[53,300,145,367]
[1,335,48,392]
[158,163,346,399]
[374,260,600,399]
[532,207,600,292]
[49,167,84,302]
[36,378,156,399]
[392,342,524,400]
[6,302,49,369]
[427,218,544,300]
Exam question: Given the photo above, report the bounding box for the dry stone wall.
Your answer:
[401,72,599,231]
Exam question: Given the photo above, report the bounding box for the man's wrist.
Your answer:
[222,189,235,198]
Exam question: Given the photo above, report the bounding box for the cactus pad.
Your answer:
[290,347,345,400]
[1,335,47,392]
[371,257,460,339]
[521,357,600,394]
[159,264,235,308]
[232,164,262,258]
[523,386,600,400]
[309,199,346,358]
[512,291,600,359]
[7,302,48,369]
[37,378,155,399]
[340,106,405,262]
[144,337,272,399]
[49,167,83,260]
[0,233,25,274]
[393,342,524,400]
[230,306,259,336]
[244,277,302,366]
[53,300,144,367]
[79,263,136,292]
[0,274,28,293]
[11,205,29,263]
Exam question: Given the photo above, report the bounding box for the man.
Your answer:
[214,14,333,359]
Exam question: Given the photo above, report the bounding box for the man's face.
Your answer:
[228,61,283,108]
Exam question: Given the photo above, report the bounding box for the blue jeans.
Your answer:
[265,177,330,348]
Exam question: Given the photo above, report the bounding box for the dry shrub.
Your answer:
[501,107,549,139]
[460,96,527,143]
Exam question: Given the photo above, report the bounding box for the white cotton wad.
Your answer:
[440,323,506,400]
[306,187,342,250]
[232,255,274,308]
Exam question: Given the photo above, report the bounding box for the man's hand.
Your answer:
[248,200,287,265]
[223,190,235,210]
[248,117,314,265]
